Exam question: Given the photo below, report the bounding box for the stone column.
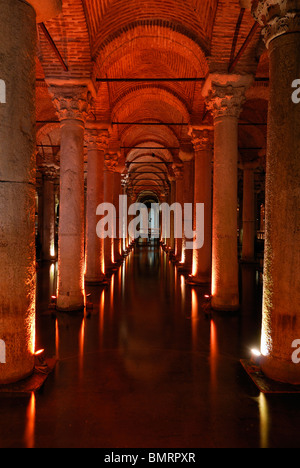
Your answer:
[252,0,300,384]
[0,0,61,384]
[203,74,253,311]
[241,162,256,261]
[41,165,58,261]
[49,85,91,311]
[172,164,184,262]
[85,126,108,284]
[104,151,119,272]
[190,128,213,283]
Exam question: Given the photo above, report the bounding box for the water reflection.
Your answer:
[24,393,35,449]
[259,393,270,448]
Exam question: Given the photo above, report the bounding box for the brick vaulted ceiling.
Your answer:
[36,0,269,197]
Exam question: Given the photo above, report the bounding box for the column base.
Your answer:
[56,293,85,313]
[261,355,300,386]
[187,274,211,285]
[85,275,107,285]
[211,294,240,312]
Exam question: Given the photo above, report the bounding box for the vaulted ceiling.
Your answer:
[36,0,268,199]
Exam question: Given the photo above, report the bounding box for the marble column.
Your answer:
[0,0,61,384]
[104,151,119,272]
[252,0,300,384]
[190,128,213,283]
[203,74,253,311]
[41,165,58,261]
[49,85,91,311]
[85,127,108,284]
[241,162,256,262]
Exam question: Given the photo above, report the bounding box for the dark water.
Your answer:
[0,246,299,448]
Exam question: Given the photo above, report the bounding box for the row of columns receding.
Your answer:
[0,0,299,385]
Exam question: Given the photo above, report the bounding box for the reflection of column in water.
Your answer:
[79,318,85,379]
[24,392,35,449]
[99,290,105,349]
[191,289,198,349]
[110,274,115,312]
[180,275,186,313]
[259,393,270,449]
[210,320,218,392]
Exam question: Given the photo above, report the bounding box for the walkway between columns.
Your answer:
[1,247,300,448]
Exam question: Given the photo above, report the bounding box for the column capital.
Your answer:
[48,85,92,122]
[202,74,254,120]
[85,128,109,152]
[252,0,300,48]
[190,128,213,152]
[40,164,59,181]
[27,0,62,23]
[172,163,184,181]
[104,151,119,172]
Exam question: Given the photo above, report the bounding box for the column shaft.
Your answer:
[0,0,36,384]
[191,129,213,283]
[242,167,255,261]
[203,74,253,311]
[58,119,85,310]
[85,129,108,283]
[252,0,300,383]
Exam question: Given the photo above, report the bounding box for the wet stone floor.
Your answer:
[0,246,300,448]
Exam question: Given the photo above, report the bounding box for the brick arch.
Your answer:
[115,122,180,151]
[94,24,208,77]
[89,0,218,58]
[111,86,190,125]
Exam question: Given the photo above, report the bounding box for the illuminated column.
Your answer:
[241,162,256,261]
[190,128,213,283]
[121,176,129,253]
[113,171,123,263]
[252,0,300,383]
[178,146,195,272]
[203,74,253,311]
[49,85,91,311]
[172,164,184,262]
[85,126,108,284]
[41,165,58,261]
[104,151,119,272]
[0,0,61,384]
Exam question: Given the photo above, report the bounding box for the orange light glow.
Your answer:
[55,318,59,359]
[191,289,198,349]
[24,392,36,449]
[79,318,85,377]
[34,349,44,356]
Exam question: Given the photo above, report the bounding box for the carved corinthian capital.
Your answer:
[191,129,213,152]
[172,163,184,181]
[49,86,92,122]
[85,129,109,152]
[104,152,119,172]
[202,74,253,120]
[252,0,300,48]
